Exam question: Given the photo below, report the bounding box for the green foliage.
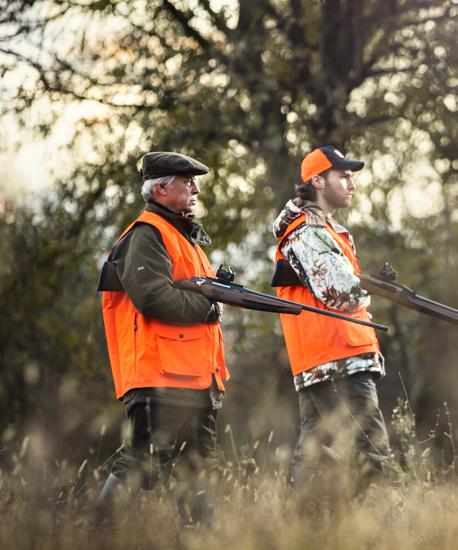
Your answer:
[0,192,112,439]
[0,0,457,455]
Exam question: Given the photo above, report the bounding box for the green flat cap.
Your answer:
[141,151,209,180]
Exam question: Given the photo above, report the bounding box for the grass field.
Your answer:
[1,401,457,549]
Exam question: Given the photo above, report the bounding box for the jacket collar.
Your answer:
[145,201,212,245]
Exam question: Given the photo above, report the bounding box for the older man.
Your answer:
[272,146,392,503]
[97,152,227,525]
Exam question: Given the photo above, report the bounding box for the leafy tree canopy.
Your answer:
[0,0,456,447]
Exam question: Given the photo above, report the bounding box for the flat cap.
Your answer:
[141,151,209,181]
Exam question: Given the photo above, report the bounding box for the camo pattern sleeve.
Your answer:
[280,224,370,313]
[273,200,303,238]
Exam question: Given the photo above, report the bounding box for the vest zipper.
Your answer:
[133,313,137,368]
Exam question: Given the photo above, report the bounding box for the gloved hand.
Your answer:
[205,301,223,323]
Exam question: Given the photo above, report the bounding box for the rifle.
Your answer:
[360,263,458,326]
[174,266,389,332]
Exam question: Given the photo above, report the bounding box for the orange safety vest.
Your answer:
[275,215,379,376]
[102,210,228,399]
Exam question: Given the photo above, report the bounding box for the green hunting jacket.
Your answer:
[111,201,219,325]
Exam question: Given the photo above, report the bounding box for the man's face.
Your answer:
[321,169,356,211]
[162,175,200,214]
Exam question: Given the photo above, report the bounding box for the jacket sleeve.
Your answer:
[280,225,370,313]
[112,223,218,324]
[273,200,303,238]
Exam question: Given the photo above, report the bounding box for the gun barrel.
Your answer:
[245,287,388,332]
[360,274,458,326]
[175,278,389,332]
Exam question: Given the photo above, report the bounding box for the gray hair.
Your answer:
[141,175,176,203]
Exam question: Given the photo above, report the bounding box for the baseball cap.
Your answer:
[300,146,364,183]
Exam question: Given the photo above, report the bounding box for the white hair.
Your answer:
[141,175,176,203]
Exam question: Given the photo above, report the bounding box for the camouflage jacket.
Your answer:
[274,198,370,313]
[273,198,385,390]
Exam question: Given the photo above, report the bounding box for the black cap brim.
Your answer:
[319,146,365,173]
[331,159,364,172]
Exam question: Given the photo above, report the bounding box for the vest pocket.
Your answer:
[338,311,379,346]
[153,323,208,377]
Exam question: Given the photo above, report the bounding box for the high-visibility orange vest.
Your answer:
[102,210,227,399]
[275,215,379,376]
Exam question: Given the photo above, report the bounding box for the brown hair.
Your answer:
[295,169,331,201]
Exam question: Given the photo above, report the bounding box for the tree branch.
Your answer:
[161,0,213,51]
[396,10,453,30]
[367,66,420,78]
[197,0,230,35]
[0,46,150,109]
[0,4,69,41]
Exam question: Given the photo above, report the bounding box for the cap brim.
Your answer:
[186,166,208,176]
[332,159,364,172]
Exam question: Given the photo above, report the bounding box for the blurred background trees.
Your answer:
[0,0,456,463]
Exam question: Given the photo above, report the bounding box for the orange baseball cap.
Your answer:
[301,146,364,183]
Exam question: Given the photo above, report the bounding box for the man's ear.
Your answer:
[310,174,325,190]
[156,183,168,196]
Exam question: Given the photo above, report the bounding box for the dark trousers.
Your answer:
[292,372,391,500]
[105,401,219,526]
[112,401,219,489]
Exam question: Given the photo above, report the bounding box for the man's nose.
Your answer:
[348,177,356,190]
[191,181,200,194]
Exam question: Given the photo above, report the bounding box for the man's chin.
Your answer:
[181,206,195,215]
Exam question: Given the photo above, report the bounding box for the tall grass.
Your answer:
[1,401,457,549]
